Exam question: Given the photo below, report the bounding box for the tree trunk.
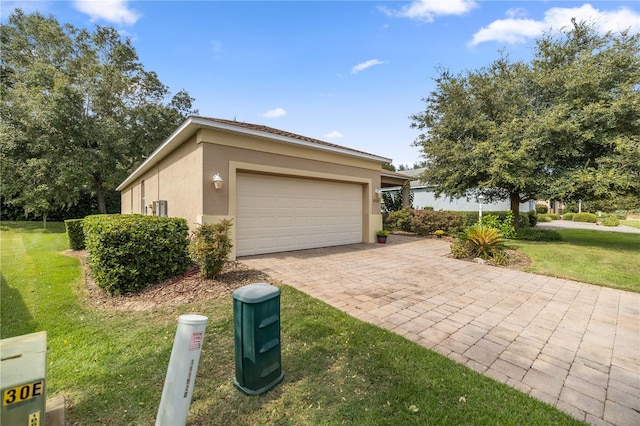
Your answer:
[96,184,107,214]
[510,192,521,227]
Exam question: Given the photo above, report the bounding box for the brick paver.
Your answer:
[240,235,640,425]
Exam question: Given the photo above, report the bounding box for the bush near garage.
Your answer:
[547,213,561,220]
[65,219,85,250]
[83,214,190,295]
[189,219,234,279]
[573,212,598,223]
[385,208,464,234]
[562,213,575,221]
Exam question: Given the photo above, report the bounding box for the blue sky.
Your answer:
[3,1,639,166]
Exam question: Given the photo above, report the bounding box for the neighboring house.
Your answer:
[382,168,534,212]
[116,116,406,259]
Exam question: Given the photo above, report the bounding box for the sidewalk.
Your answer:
[537,220,640,234]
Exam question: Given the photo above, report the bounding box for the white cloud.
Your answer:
[262,108,287,118]
[325,130,344,140]
[73,0,140,26]
[351,59,385,74]
[380,0,477,22]
[469,4,640,47]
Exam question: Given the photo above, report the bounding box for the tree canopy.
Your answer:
[1,10,197,219]
[411,20,640,217]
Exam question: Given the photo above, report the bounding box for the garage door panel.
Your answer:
[236,173,362,256]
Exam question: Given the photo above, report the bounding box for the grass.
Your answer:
[508,228,640,293]
[620,219,640,229]
[0,221,582,425]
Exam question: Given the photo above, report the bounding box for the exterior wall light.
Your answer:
[374,188,382,200]
[213,173,224,190]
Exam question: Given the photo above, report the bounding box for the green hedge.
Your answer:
[527,210,538,227]
[83,214,190,295]
[385,209,464,234]
[562,213,575,221]
[573,212,598,223]
[65,219,85,250]
[537,214,552,222]
[547,213,561,220]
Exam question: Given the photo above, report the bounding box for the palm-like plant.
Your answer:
[463,225,505,259]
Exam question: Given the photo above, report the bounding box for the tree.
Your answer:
[0,10,197,218]
[411,21,639,219]
[411,54,544,219]
[529,20,640,202]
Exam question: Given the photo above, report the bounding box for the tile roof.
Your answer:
[193,116,382,159]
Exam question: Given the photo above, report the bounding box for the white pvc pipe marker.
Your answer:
[156,314,208,426]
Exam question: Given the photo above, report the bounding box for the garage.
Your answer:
[117,116,406,260]
[236,173,363,256]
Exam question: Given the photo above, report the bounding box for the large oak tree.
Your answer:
[1,10,196,219]
[411,21,639,218]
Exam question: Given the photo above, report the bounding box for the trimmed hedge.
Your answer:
[562,213,575,221]
[547,213,561,220]
[83,214,190,295]
[537,214,552,222]
[601,216,620,227]
[65,219,85,250]
[573,212,598,223]
[527,210,538,227]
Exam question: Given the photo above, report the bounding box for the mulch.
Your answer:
[64,250,271,311]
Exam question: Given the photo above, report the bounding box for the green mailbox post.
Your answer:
[232,283,283,395]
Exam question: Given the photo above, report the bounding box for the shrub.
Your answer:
[83,214,189,295]
[65,219,85,250]
[386,208,464,234]
[517,212,531,229]
[601,216,619,227]
[480,211,516,239]
[455,210,513,227]
[462,225,505,259]
[189,219,234,279]
[514,228,562,241]
[547,213,561,220]
[537,214,552,222]
[562,213,575,221]
[527,210,538,227]
[386,208,413,231]
[535,203,549,214]
[492,250,510,266]
[450,241,473,259]
[573,212,598,223]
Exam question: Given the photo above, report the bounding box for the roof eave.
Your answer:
[117,117,392,191]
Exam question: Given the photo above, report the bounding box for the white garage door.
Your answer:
[236,173,363,256]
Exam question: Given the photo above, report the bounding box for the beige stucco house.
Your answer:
[116,116,406,259]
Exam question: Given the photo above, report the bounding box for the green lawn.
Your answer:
[508,228,640,293]
[620,219,640,229]
[0,222,582,425]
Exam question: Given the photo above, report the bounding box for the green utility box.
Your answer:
[1,331,47,426]
[233,283,283,395]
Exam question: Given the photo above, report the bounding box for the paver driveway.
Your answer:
[240,235,640,426]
